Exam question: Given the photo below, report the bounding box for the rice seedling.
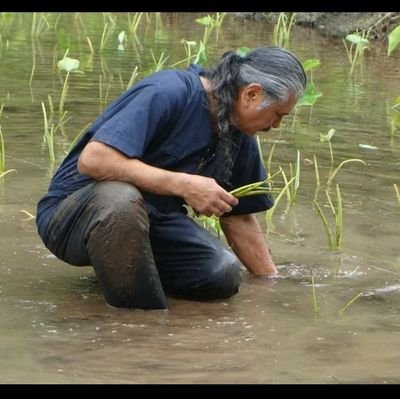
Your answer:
[229,171,282,198]
[333,257,342,277]
[0,104,17,178]
[310,268,320,314]
[171,39,197,68]
[41,102,55,162]
[288,150,301,205]
[126,66,139,90]
[19,210,35,221]
[127,12,143,34]
[394,184,400,208]
[193,41,206,65]
[65,122,92,155]
[343,29,371,76]
[266,143,276,180]
[265,173,295,230]
[273,12,296,48]
[327,158,367,188]
[338,291,364,315]
[40,94,71,162]
[31,12,50,39]
[313,184,343,251]
[99,20,115,52]
[150,50,169,72]
[319,128,366,187]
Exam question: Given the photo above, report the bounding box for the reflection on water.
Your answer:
[0,12,400,383]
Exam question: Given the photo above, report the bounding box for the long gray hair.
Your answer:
[200,46,307,184]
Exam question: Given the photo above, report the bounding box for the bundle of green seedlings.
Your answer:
[229,170,282,198]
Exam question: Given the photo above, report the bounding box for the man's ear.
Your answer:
[240,83,264,106]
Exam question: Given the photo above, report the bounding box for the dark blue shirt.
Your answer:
[37,65,273,230]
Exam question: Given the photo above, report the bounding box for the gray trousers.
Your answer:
[37,181,242,309]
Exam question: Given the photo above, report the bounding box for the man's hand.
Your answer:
[181,174,238,217]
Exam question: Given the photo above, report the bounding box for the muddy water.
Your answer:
[0,13,399,383]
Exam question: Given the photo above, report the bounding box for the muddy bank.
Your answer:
[236,12,400,40]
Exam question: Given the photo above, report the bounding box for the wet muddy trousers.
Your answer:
[38,182,242,309]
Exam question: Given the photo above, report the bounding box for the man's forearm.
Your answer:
[77,140,238,216]
[220,213,277,275]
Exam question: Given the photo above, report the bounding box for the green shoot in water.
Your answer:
[313,184,343,251]
[339,292,364,315]
[310,268,320,314]
[394,184,400,208]
[0,104,17,178]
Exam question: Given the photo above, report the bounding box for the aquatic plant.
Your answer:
[389,96,400,136]
[0,104,17,178]
[171,39,197,67]
[387,24,400,56]
[310,268,320,314]
[313,184,343,251]
[319,128,366,187]
[273,12,296,48]
[343,30,371,76]
[0,126,16,178]
[296,59,323,108]
[150,50,169,72]
[31,12,50,39]
[57,50,81,116]
[41,102,56,162]
[394,184,400,208]
[265,172,295,230]
[126,66,139,90]
[195,13,226,46]
[288,150,301,206]
[338,291,364,315]
[65,122,92,155]
[127,12,143,35]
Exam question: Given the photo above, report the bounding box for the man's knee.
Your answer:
[171,250,243,301]
[204,252,243,299]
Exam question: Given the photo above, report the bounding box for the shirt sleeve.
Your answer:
[92,83,174,158]
[227,136,274,215]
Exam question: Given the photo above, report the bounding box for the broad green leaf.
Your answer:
[346,34,369,45]
[302,59,320,71]
[388,25,400,56]
[296,83,322,106]
[195,16,213,26]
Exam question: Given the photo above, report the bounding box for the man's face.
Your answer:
[232,83,296,135]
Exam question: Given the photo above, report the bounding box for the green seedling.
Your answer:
[0,104,17,178]
[310,268,320,314]
[320,128,366,187]
[394,184,400,208]
[150,50,169,72]
[343,30,370,76]
[338,292,364,315]
[313,184,343,251]
[273,12,296,48]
